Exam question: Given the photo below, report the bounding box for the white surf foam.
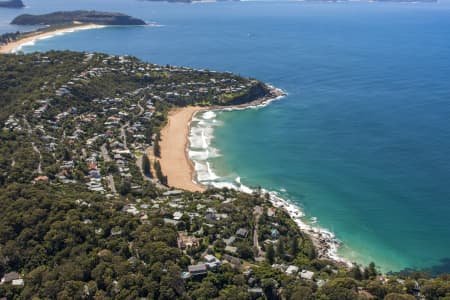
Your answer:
[186,92,351,266]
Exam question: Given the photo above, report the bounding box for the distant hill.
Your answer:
[0,0,24,8]
[11,10,146,26]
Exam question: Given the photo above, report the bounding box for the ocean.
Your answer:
[3,0,450,273]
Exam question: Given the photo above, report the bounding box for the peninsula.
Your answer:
[0,11,146,54]
[0,50,445,299]
[11,10,146,26]
[0,0,24,8]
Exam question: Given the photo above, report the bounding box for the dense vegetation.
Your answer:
[0,31,21,46]
[11,11,146,26]
[0,51,449,299]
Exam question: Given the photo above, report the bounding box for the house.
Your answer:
[223,236,236,245]
[1,272,20,285]
[122,204,139,216]
[225,245,238,254]
[286,265,299,275]
[267,207,276,217]
[204,254,221,270]
[236,228,249,238]
[89,170,101,179]
[248,288,263,298]
[188,264,207,277]
[12,279,24,286]
[177,232,200,249]
[173,211,183,220]
[222,254,241,270]
[300,269,315,280]
[163,190,183,196]
[110,227,122,236]
[163,218,179,226]
[205,212,217,222]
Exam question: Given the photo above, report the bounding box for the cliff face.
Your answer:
[0,0,25,8]
[228,82,273,106]
[11,10,146,26]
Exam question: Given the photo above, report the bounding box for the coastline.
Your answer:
[0,24,105,54]
[159,86,285,193]
[180,86,352,267]
[268,192,351,267]
[3,18,352,267]
[158,86,355,265]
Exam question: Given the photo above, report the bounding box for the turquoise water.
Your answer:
[4,0,450,273]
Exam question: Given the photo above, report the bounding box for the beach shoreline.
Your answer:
[0,23,105,54]
[267,192,352,268]
[158,86,285,193]
[165,85,351,267]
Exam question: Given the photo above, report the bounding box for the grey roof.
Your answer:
[223,236,236,245]
[188,264,207,273]
[163,218,180,225]
[222,254,241,266]
[236,228,249,237]
[2,272,19,283]
[163,190,183,196]
[248,288,263,294]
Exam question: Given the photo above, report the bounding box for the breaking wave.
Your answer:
[187,95,351,265]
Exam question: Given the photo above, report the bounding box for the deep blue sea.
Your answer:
[2,0,450,273]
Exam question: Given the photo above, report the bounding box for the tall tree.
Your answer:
[154,133,161,158]
[266,243,275,264]
[142,154,152,178]
[290,235,299,257]
[154,160,167,185]
[276,238,285,259]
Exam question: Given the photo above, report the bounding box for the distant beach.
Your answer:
[0,24,104,54]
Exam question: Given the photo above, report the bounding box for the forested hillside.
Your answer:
[0,51,449,299]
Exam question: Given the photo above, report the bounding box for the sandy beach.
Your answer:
[159,87,285,193]
[160,106,207,192]
[157,89,349,265]
[0,24,104,54]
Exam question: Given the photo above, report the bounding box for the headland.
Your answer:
[0,10,147,54]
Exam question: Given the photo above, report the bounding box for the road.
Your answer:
[253,206,265,261]
[31,142,43,174]
[107,174,117,194]
[22,117,32,135]
[100,143,117,194]
[120,122,130,149]
[137,98,145,116]
[100,144,111,162]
